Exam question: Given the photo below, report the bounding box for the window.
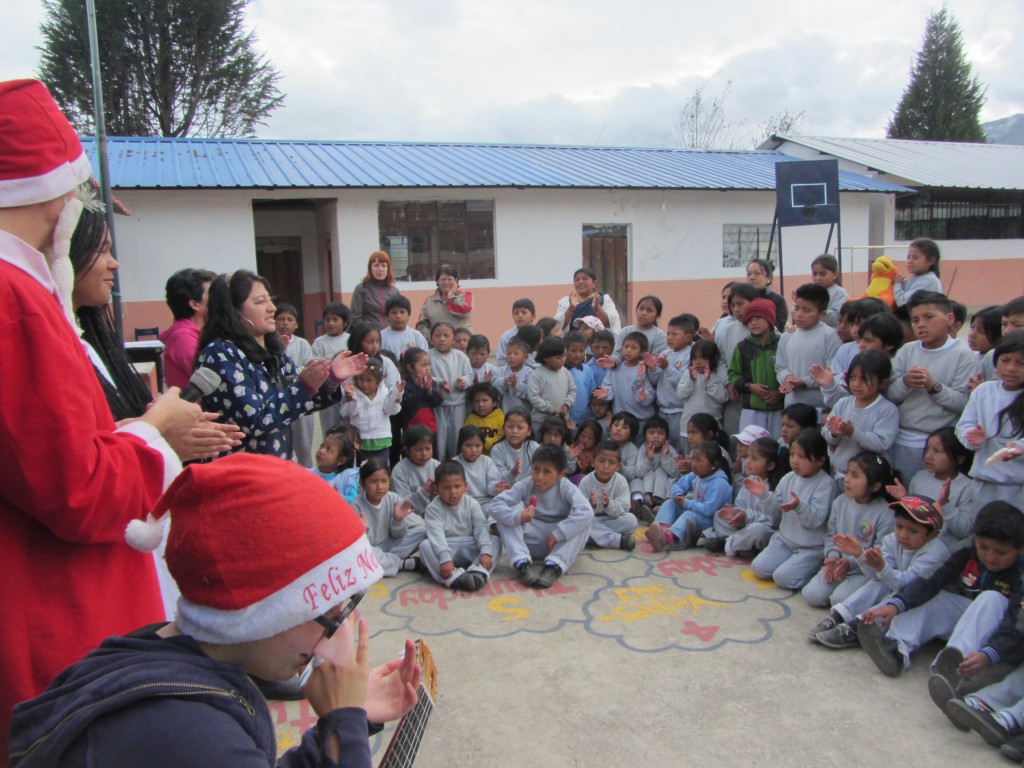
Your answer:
[723,223,772,268]
[895,191,1024,241]
[378,200,495,281]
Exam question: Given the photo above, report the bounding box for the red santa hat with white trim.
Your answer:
[0,79,91,207]
[126,453,383,644]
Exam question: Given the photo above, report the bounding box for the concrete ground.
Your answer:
[272,533,1012,768]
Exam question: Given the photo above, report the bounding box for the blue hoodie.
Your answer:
[9,624,372,768]
[669,468,732,527]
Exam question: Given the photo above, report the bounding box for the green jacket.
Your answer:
[728,331,782,411]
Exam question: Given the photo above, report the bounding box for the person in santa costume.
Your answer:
[0,79,217,757]
[8,453,421,768]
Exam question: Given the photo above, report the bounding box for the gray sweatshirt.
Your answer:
[351,491,411,547]
[491,439,539,485]
[613,325,667,363]
[677,368,729,427]
[862,533,949,592]
[648,346,692,413]
[494,364,532,416]
[578,472,631,519]
[601,363,655,420]
[490,477,594,543]
[389,457,440,516]
[757,470,836,549]
[527,365,576,416]
[429,347,473,406]
[955,381,1024,486]
[615,440,640,482]
[908,470,975,549]
[822,394,899,477]
[823,495,894,575]
[776,322,843,408]
[887,339,979,441]
[893,272,942,307]
[424,494,494,563]
[453,454,504,510]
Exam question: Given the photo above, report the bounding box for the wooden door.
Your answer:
[582,225,629,324]
[256,236,304,315]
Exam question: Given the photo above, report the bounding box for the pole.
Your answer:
[85,0,124,340]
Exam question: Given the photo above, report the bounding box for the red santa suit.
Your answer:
[0,80,180,758]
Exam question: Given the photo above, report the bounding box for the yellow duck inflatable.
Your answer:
[859,255,898,309]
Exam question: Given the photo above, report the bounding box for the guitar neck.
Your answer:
[377,640,438,768]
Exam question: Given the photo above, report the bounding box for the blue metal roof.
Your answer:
[81,137,911,193]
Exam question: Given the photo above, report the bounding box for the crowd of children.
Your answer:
[278,241,1024,758]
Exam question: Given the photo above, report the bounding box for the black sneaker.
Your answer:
[807,615,838,642]
[933,646,965,686]
[636,503,655,524]
[1001,733,1024,762]
[946,699,1010,746]
[815,623,859,649]
[453,571,483,592]
[927,674,967,729]
[534,564,562,589]
[681,518,701,549]
[704,536,726,553]
[516,560,544,587]
[620,533,636,551]
[858,621,903,677]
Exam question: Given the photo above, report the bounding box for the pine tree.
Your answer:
[38,0,284,138]
[887,8,986,142]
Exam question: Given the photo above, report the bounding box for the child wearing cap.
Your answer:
[731,425,771,479]
[728,297,784,439]
[811,494,947,649]
[7,453,420,767]
[859,501,1024,678]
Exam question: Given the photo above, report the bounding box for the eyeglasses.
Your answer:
[314,591,365,639]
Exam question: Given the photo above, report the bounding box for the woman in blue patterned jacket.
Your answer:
[196,271,366,458]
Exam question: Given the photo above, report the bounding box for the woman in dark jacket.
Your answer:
[350,250,401,329]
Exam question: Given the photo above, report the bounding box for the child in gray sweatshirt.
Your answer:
[777,284,842,409]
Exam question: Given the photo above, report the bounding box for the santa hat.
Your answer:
[126,453,383,644]
[0,79,91,208]
[744,298,777,327]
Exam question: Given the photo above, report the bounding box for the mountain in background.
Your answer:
[983,113,1024,145]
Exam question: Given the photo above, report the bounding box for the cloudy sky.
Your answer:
[2,0,1021,147]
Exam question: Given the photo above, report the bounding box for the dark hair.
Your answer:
[791,428,831,474]
[749,436,788,486]
[1003,297,1024,319]
[950,300,967,327]
[573,267,597,282]
[359,457,390,484]
[435,264,460,283]
[610,411,640,439]
[466,381,501,408]
[994,332,1024,438]
[574,418,603,445]
[503,405,532,426]
[400,347,429,378]
[594,439,620,459]
[668,313,700,334]
[924,426,973,476]
[363,251,395,286]
[690,339,720,369]
[198,270,285,376]
[506,336,533,357]
[515,324,542,352]
[347,322,381,355]
[540,415,571,445]
[71,207,153,420]
[747,258,775,280]
[359,355,385,385]
[321,432,355,468]
[402,424,434,451]
[457,425,485,452]
[453,326,472,340]
[385,295,412,315]
[692,440,731,483]
[910,238,941,276]
[467,334,491,352]
[512,298,536,314]
[536,336,567,365]
[972,306,1004,348]
[728,282,760,306]
[907,290,953,315]
[782,403,819,431]
[847,349,892,387]
[893,507,940,533]
[591,329,616,348]
[435,460,466,485]
[846,451,893,502]
[687,412,729,452]
[564,331,587,349]
[533,442,567,473]
[795,283,830,312]
[857,313,904,355]
[635,295,663,321]
[621,331,649,353]
[811,254,839,274]
[537,317,560,339]
[164,267,216,321]
[275,303,299,320]
[838,299,858,321]
[642,416,669,438]
[847,297,888,324]
[323,301,351,323]
[973,501,1024,547]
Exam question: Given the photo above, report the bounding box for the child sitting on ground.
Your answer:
[350,458,428,577]
[632,416,680,521]
[609,411,641,509]
[490,406,538,485]
[801,453,895,609]
[491,444,595,590]
[859,501,1024,678]
[567,418,603,485]
[390,425,440,517]
[464,381,504,454]
[311,431,360,504]
[646,440,732,551]
[579,440,637,551]
[812,495,946,649]
[780,403,819,447]
[420,461,500,592]
[453,425,510,516]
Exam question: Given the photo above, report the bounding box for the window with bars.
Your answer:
[378,200,495,281]
[723,223,772,268]
[895,194,1024,241]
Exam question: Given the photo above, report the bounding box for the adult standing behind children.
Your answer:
[417,264,473,337]
[196,271,367,458]
[0,79,207,756]
[350,250,401,329]
[555,267,622,335]
[746,258,788,332]
[160,267,216,389]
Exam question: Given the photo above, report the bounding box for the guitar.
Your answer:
[378,640,438,768]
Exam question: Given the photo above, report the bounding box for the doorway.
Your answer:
[256,236,304,315]
[582,224,629,324]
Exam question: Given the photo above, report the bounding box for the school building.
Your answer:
[87,136,915,346]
